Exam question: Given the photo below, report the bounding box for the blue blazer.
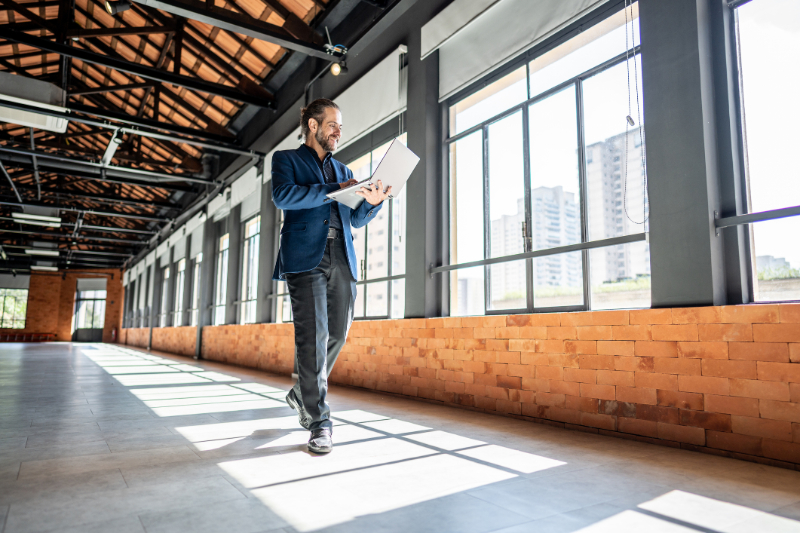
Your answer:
[271,146,382,281]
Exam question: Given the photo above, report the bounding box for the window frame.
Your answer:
[0,288,28,329]
[173,258,186,327]
[214,234,230,326]
[239,215,261,325]
[74,289,107,330]
[443,4,648,316]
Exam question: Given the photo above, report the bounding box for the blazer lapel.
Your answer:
[296,146,325,184]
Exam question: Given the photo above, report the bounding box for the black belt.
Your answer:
[327,227,344,239]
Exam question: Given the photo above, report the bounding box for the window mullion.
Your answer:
[482,126,491,315]
[575,79,591,311]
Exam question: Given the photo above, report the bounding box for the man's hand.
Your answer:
[339,178,358,189]
[355,180,392,206]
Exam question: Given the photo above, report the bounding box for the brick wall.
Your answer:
[152,326,197,357]
[124,327,150,349]
[1,270,122,342]
[123,304,800,468]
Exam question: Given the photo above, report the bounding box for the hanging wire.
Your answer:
[623,0,650,225]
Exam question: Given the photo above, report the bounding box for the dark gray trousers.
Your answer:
[285,236,356,431]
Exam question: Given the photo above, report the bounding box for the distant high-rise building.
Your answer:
[585,129,650,285]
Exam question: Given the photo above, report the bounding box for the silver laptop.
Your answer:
[327,138,420,210]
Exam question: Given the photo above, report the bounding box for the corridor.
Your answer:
[1,343,800,533]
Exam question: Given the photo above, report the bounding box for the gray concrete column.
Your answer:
[225,204,242,325]
[404,46,445,318]
[640,0,727,307]
[195,216,216,359]
[257,176,278,323]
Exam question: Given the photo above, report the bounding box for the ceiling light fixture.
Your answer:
[330,62,348,76]
[104,0,131,15]
[30,265,58,272]
[25,249,60,257]
[11,212,61,228]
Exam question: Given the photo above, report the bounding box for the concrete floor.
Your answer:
[1,344,800,533]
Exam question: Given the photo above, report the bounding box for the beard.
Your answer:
[315,129,338,152]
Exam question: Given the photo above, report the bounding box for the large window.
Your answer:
[214,234,229,326]
[0,289,28,329]
[173,259,186,326]
[734,0,800,302]
[448,3,650,315]
[159,266,170,328]
[240,215,260,324]
[190,253,202,326]
[346,133,408,319]
[75,290,106,330]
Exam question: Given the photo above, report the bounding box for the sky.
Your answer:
[737,0,800,269]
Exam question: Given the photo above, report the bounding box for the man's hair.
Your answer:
[300,98,339,139]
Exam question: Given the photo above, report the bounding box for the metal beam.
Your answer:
[0,145,213,185]
[69,82,157,96]
[67,26,176,38]
[0,227,146,245]
[0,199,169,222]
[0,160,22,202]
[715,205,800,230]
[7,186,177,210]
[0,163,194,193]
[0,27,275,108]
[133,0,337,60]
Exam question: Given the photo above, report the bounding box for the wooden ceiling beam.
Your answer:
[0,27,275,108]
[246,0,322,45]
[0,0,56,32]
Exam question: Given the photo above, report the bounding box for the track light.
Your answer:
[25,249,60,257]
[104,0,131,15]
[12,212,61,228]
[331,62,348,76]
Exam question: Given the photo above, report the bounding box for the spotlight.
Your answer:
[331,62,348,76]
[104,0,131,15]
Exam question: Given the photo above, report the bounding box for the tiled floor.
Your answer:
[1,343,800,533]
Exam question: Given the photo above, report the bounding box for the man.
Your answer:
[271,98,391,454]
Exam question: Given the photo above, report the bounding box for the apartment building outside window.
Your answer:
[447,2,649,315]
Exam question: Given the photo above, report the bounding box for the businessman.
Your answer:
[271,98,391,454]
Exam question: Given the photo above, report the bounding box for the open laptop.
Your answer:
[327,138,420,210]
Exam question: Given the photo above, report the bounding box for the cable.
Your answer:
[623,0,649,226]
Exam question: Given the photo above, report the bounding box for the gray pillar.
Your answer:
[148,263,160,350]
[640,0,727,307]
[404,46,444,318]
[195,216,216,359]
[257,178,278,323]
[225,204,242,325]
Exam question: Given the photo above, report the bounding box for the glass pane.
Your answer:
[275,281,292,324]
[529,4,640,97]
[245,215,261,239]
[93,300,106,329]
[347,152,372,182]
[489,260,527,311]
[752,218,800,302]
[391,189,406,276]
[175,270,185,315]
[534,252,584,308]
[488,111,525,259]
[451,266,485,317]
[450,132,484,265]
[77,300,90,329]
[584,58,648,240]
[214,306,226,326]
[590,241,651,309]
[351,226,367,281]
[529,85,581,250]
[737,0,800,212]
[365,281,388,317]
[366,208,389,280]
[391,279,405,319]
[354,284,365,319]
[450,66,527,135]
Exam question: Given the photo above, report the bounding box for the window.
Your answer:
[190,253,202,326]
[74,290,106,330]
[0,288,28,329]
[173,259,186,326]
[214,234,229,326]
[346,133,408,319]
[448,3,649,315]
[240,215,260,324]
[159,266,170,328]
[734,0,800,302]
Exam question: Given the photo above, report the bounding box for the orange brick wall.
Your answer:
[130,304,800,469]
[152,326,196,357]
[123,327,150,349]
[1,270,123,342]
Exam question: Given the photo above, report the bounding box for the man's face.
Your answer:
[312,108,343,152]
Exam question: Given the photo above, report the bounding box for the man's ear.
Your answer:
[308,117,318,134]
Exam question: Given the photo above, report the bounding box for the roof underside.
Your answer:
[0,0,331,272]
